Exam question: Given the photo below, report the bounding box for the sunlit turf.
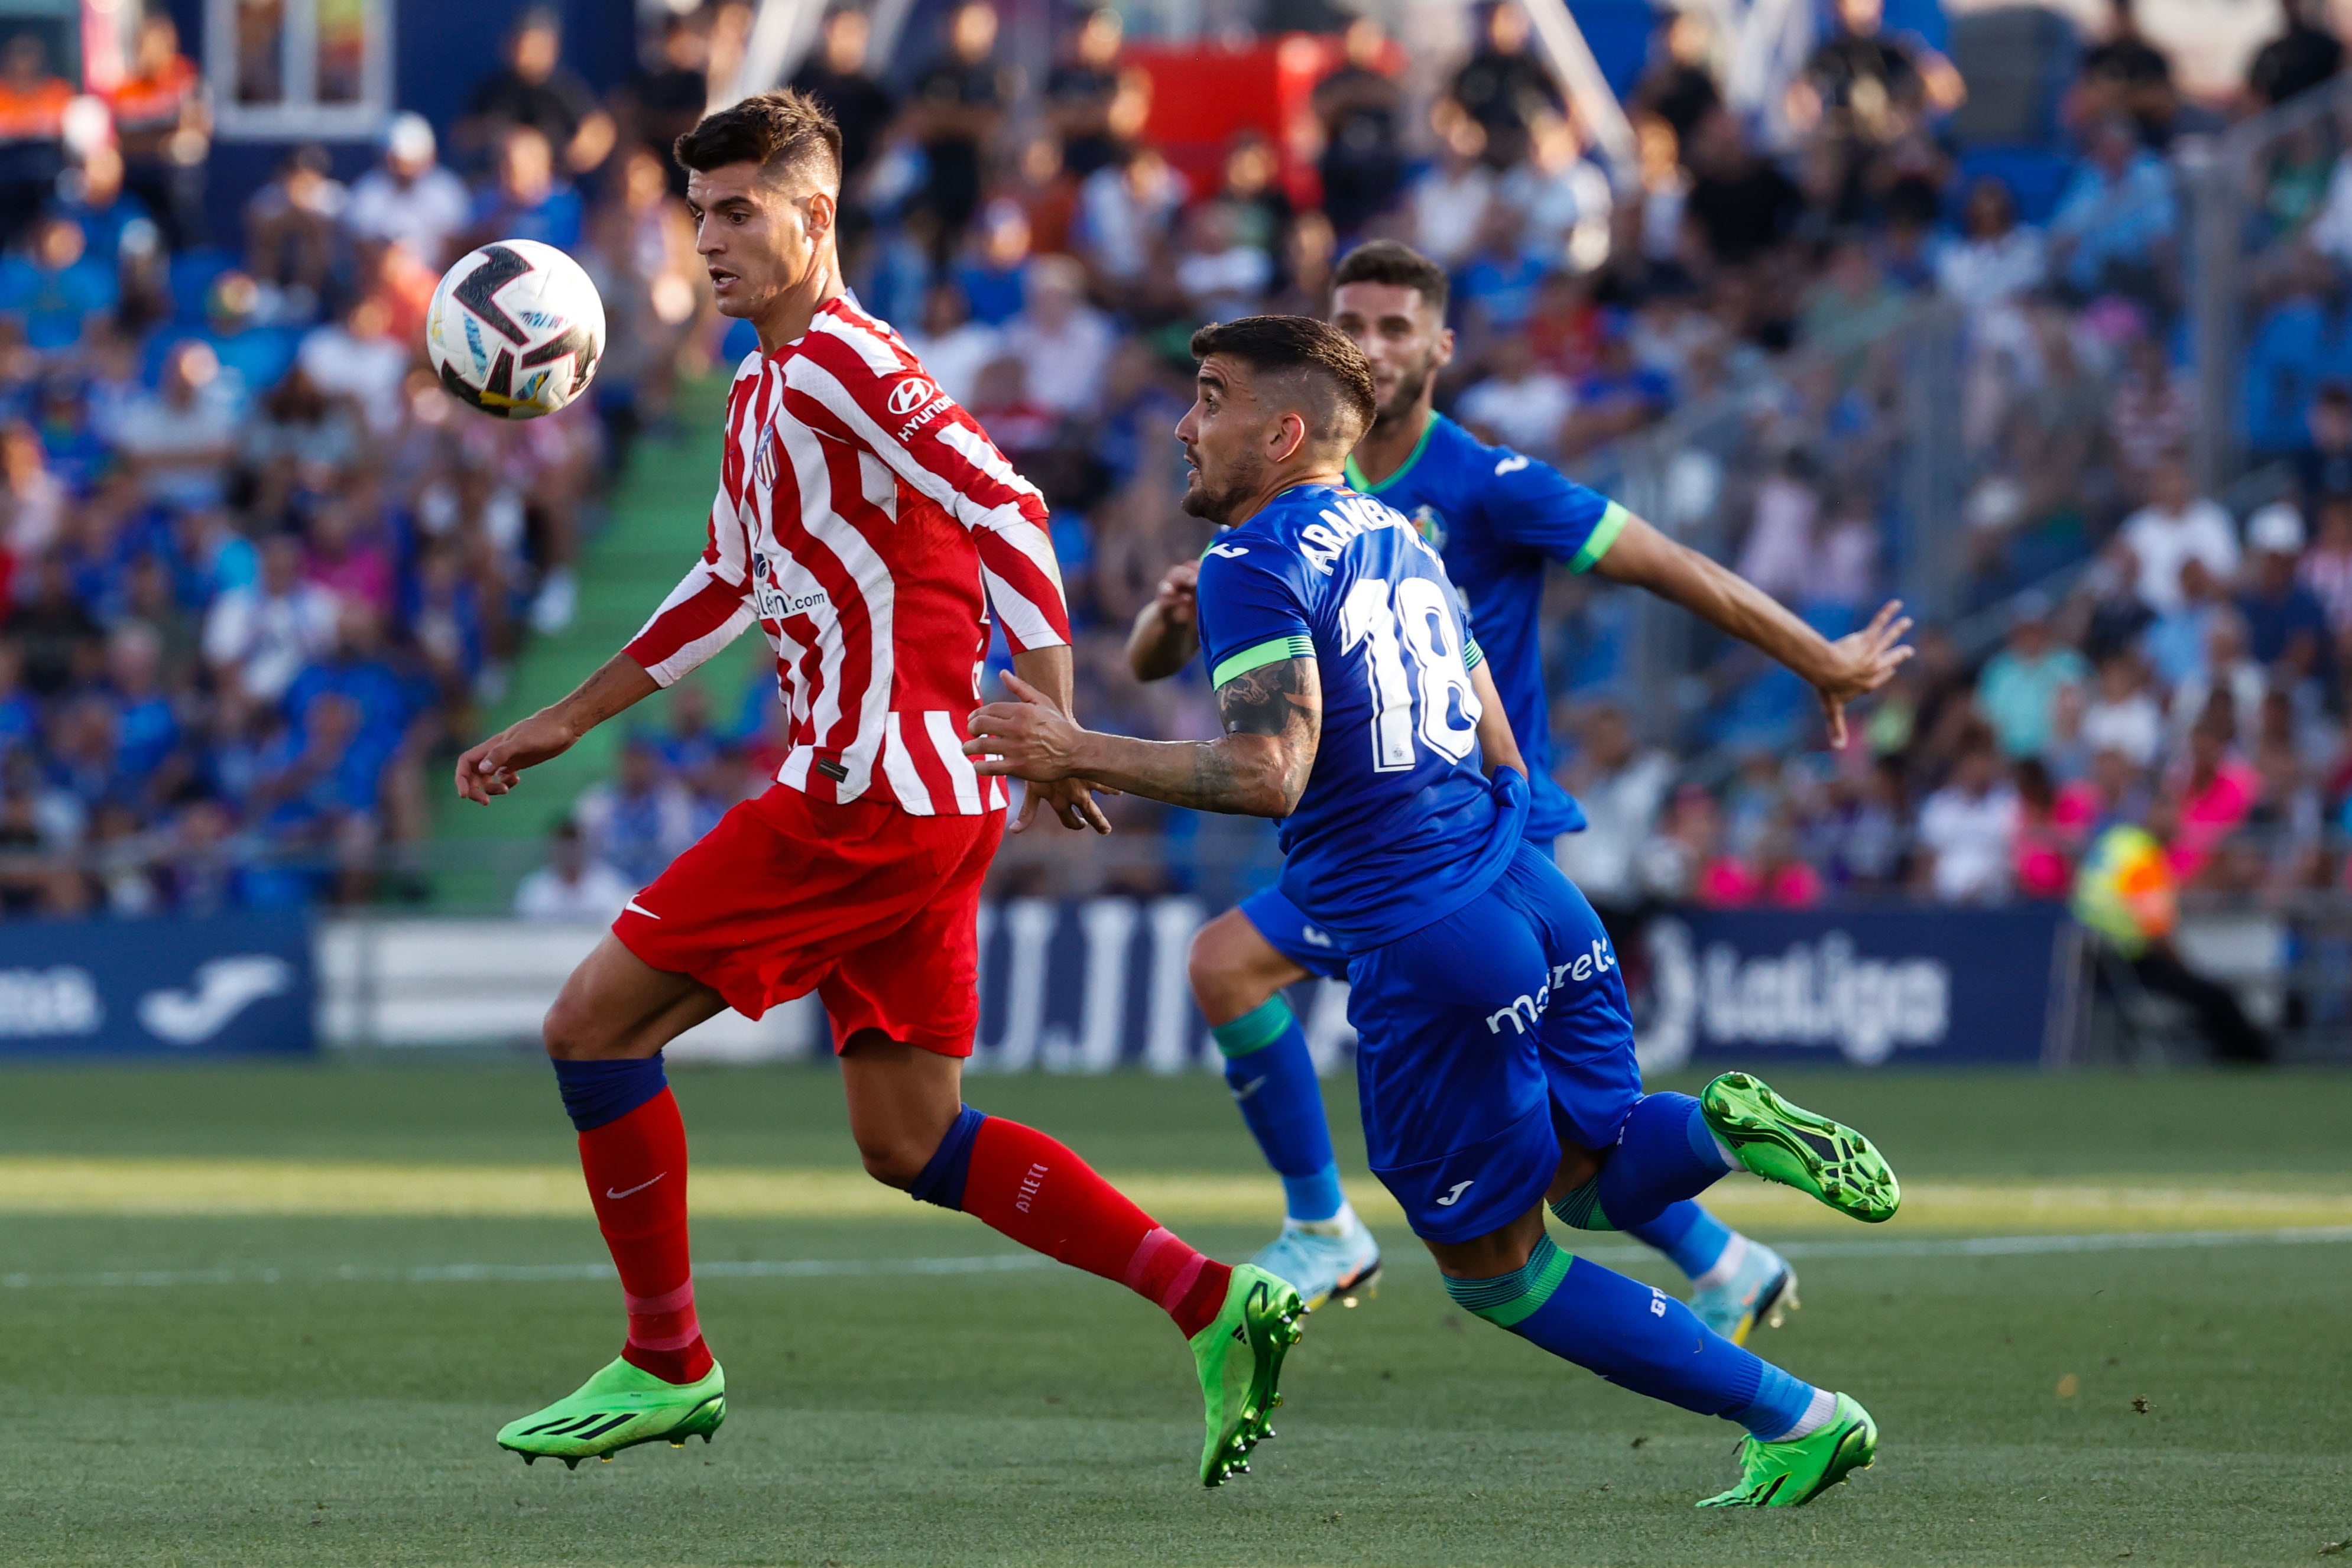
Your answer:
[2,1063,2348,1565]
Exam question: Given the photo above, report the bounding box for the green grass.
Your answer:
[2,1064,2348,1565]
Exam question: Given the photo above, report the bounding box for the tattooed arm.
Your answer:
[965,658,1322,818]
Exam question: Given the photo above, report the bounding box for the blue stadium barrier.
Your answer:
[0,908,316,1057]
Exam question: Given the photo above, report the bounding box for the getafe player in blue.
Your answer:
[1127,242,1856,1337]
[975,316,1911,1506]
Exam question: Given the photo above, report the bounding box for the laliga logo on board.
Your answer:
[887,376,936,417]
[1640,923,1951,1069]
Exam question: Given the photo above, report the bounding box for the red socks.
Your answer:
[960,1116,1233,1338]
[578,1089,713,1384]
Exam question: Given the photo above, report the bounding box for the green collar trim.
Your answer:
[1345,414,1439,494]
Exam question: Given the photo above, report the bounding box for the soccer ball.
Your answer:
[426,238,606,420]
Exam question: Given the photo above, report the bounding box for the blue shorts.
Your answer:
[1238,885,1350,981]
[1346,842,1640,1244]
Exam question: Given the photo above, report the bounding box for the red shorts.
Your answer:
[613,786,1002,1057]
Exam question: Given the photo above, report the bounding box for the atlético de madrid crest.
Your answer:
[752,427,780,492]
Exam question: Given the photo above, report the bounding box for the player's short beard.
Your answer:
[1375,350,1440,431]
[1182,450,1266,525]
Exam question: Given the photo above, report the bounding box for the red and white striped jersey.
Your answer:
[624,296,1072,816]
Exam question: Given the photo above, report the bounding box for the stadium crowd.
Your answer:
[4,0,2352,918]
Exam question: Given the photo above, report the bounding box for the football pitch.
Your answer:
[1,1064,2347,1566]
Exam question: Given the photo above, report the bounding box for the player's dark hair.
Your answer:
[1189,314,1377,444]
[1331,239,1450,319]
[674,89,843,191]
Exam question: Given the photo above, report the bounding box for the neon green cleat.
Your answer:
[1701,1072,1900,1223]
[1697,1393,1878,1508]
[497,1356,726,1469]
[1189,1263,1304,1487]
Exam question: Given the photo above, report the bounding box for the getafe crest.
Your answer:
[1411,504,1447,553]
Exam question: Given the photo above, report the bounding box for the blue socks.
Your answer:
[909,1104,987,1211]
[1212,995,1344,1223]
[551,1054,669,1132]
[1623,1201,1738,1281]
[1552,1092,1737,1232]
[1443,1235,1818,1439]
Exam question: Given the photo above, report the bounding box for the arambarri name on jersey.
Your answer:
[1195,480,1524,952]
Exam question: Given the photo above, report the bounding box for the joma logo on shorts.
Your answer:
[1485,940,1617,1034]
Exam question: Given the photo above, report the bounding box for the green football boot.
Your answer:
[1189,1263,1305,1487]
[497,1356,726,1469]
[1700,1072,1900,1223]
[1697,1392,1878,1508]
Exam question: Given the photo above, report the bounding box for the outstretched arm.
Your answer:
[966,657,1321,818]
[1126,559,1201,682]
[453,654,660,804]
[1591,513,1913,748]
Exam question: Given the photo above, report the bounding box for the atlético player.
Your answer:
[453,91,1302,1487]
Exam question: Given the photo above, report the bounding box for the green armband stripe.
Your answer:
[1212,635,1315,687]
[1568,502,1629,574]
[1464,637,1484,671]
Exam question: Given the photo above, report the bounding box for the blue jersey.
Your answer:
[1195,481,1524,951]
[1344,415,1627,842]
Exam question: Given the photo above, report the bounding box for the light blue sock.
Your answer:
[1444,1236,1817,1438]
[1623,1201,1737,1282]
[1213,996,1344,1223]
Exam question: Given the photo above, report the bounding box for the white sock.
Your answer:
[1291,1202,1356,1236]
[1710,1132,1740,1172]
[1691,1232,1750,1292]
[1764,1387,1838,1443]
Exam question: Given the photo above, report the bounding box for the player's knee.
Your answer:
[1188,912,1279,1019]
[540,992,601,1060]
[853,1132,931,1190]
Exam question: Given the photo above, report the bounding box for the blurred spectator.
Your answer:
[2143,557,2227,688]
[0,418,63,556]
[460,7,615,177]
[2294,381,2352,512]
[0,33,69,249]
[2010,758,2072,897]
[1073,145,1180,285]
[2165,607,2266,751]
[2299,495,2352,630]
[1635,11,1723,147]
[1933,178,2045,321]
[790,7,894,191]
[953,199,1032,326]
[296,297,408,437]
[2118,455,2239,614]
[49,145,154,271]
[2239,503,2331,682]
[1977,595,2088,759]
[1457,332,1572,457]
[1682,109,1805,270]
[203,535,339,704]
[1175,202,1273,323]
[515,817,633,921]
[1556,705,1673,911]
[622,14,713,186]
[2046,116,2176,302]
[107,340,237,511]
[0,214,116,353]
[470,125,583,252]
[1790,0,1962,161]
[2246,0,2344,108]
[2107,333,2195,491]
[2167,709,2261,882]
[14,554,100,696]
[901,281,998,408]
[346,114,471,269]
[1448,1,1562,170]
[1505,112,1613,275]
[1408,109,1494,268]
[244,147,346,300]
[573,735,697,888]
[2080,651,2165,767]
[1002,254,1112,417]
[105,12,207,251]
[2069,0,2176,147]
[1916,734,2019,902]
[1312,17,1405,236]
[1044,8,1130,180]
[911,2,1010,254]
